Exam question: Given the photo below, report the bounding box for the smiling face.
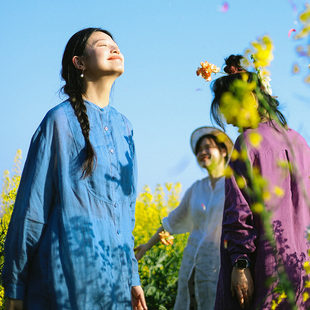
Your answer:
[77,31,124,80]
[195,137,227,171]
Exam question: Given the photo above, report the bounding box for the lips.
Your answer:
[199,155,210,161]
[108,55,122,61]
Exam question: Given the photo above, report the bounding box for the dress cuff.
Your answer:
[131,272,141,287]
[231,254,250,266]
[4,283,25,300]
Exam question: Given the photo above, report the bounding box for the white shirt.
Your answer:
[162,176,225,310]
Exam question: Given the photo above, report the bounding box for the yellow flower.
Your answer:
[292,63,300,74]
[304,261,310,274]
[196,61,220,82]
[236,176,246,189]
[230,149,239,161]
[159,231,174,245]
[263,190,271,201]
[295,5,310,40]
[219,77,260,130]
[303,291,310,302]
[273,186,284,198]
[248,132,263,148]
[305,281,310,288]
[224,166,233,178]
[251,35,274,69]
[252,202,264,214]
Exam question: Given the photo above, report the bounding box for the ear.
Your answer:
[221,147,227,159]
[72,56,86,70]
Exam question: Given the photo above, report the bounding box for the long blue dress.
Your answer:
[2,100,140,309]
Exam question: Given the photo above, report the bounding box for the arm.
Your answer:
[2,120,55,300]
[135,183,194,261]
[4,298,24,310]
[223,136,258,306]
[134,226,164,261]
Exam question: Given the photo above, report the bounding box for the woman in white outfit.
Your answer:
[134,126,233,310]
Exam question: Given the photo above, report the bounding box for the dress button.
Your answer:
[114,203,117,208]
[117,229,120,234]
[104,126,108,131]
[110,149,114,154]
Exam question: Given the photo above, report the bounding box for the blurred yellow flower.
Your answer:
[251,35,274,69]
[262,190,271,201]
[230,149,239,161]
[224,166,233,178]
[304,261,310,274]
[196,61,220,82]
[248,132,263,148]
[273,186,284,198]
[219,77,260,130]
[295,4,310,40]
[292,63,300,74]
[236,176,246,189]
[303,291,310,302]
[252,202,264,214]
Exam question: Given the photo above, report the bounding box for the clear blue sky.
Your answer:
[1,0,309,196]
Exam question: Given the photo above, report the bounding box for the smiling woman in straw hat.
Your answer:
[134,126,233,310]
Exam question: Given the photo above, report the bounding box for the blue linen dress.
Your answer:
[2,100,140,310]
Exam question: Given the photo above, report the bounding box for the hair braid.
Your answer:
[61,28,113,178]
[70,94,97,178]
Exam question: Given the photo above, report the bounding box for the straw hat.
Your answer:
[190,126,234,155]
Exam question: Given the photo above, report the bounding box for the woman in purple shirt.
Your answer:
[211,55,310,309]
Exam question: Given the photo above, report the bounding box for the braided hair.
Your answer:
[211,54,287,130]
[61,28,113,178]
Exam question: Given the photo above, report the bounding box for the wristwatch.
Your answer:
[233,259,250,269]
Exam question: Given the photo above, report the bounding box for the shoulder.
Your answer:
[110,106,134,133]
[40,100,71,128]
[188,177,209,192]
[33,100,71,141]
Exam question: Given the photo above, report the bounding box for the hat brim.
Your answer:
[190,126,234,155]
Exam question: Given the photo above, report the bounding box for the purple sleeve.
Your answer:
[223,136,258,265]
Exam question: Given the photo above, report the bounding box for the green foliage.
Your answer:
[0,150,22,309]
[133,184,188,310]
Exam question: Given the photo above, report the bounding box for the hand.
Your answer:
[4,298,24,310]
[231,267,254,309]
[131,285,147,310]
[134,244,149,261]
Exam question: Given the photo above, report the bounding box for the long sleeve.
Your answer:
[223,136,258,265]
[162,185,194,234]
[2,120,55,299]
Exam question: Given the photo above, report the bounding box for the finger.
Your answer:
[243,290,250,308]
[236,286,244,309]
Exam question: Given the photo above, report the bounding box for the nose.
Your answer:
[111,46,120,54]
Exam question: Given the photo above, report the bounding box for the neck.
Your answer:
[83,76,116,108]
[207,162,225,189]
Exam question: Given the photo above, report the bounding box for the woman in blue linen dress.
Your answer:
[3,28,147,310]
[134,126,233,310]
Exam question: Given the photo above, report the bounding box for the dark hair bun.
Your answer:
[224,54,245,74]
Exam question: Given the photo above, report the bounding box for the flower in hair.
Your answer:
[196,61,220,81]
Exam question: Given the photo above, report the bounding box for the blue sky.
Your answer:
[1,0,309,195]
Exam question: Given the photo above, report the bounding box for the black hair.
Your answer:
[61,27,113,178]
[211,54,287,131]
[195,134,229,163]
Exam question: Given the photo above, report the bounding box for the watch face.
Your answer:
[235,259,248,268]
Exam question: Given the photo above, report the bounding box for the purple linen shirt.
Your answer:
[215,121,310,309]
